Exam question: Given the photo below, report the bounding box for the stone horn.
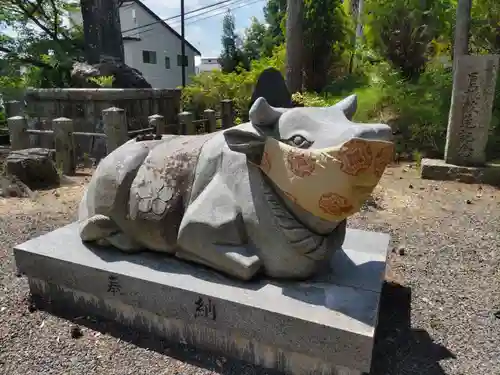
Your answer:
[330,94,358,120]
[249,97,286,127]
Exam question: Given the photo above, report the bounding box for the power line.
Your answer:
[121,0,244,34]
[173,0,249,24]
[133,0,264,40]
[170,0,263,27]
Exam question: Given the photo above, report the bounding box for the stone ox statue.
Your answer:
[78,94,394,281]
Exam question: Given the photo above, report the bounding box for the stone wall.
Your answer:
[22,88,181,160]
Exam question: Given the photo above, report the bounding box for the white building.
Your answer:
[196,57,222,74]
[70,0,201,88]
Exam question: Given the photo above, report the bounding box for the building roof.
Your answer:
[126,0,201,56]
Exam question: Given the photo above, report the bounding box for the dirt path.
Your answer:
[0,164,499,375]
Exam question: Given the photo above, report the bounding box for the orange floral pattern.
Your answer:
[318,192,354,217]
[286,150,316,177]
[338,139,373,176]
[260,151,272,174]
[373,144,394,178]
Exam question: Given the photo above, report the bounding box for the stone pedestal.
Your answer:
[444,54,499,166]
[420,158,500,186]
[14,223,390,375]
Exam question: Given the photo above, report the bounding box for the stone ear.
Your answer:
[249,97,285,128]
[223,129,267,165]
[331,94,358,120]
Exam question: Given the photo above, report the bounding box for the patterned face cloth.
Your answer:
[257,137,394,222]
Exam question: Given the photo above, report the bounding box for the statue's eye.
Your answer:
[289,135,311,148]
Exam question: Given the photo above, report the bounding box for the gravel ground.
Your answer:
[0,164,499,375]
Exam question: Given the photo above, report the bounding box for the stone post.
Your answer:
[7,116,29,150]
[444,55,500,166]
[53,117,76,176]
[179,111,195,135]
[5,100,23,117]
[149,114,166,136]
[204,109,217,133]
[103,107,128,153]
[221,100,234,129]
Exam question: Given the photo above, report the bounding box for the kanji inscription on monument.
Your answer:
[194,296,217,321]
[445,54,499,166]
[107,274,121,296]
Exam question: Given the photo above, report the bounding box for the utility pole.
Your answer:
[181,0,186,88]
[285,0,304,94]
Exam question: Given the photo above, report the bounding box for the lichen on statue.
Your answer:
[78,76,394,282]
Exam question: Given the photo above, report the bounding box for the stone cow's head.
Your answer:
[223,95,394,235]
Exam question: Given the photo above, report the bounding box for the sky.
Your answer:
[143,0,266,61]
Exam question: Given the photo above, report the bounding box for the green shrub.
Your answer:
[182,45,286,120]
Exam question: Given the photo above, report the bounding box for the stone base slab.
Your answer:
[14,223,390,375]
[421,158,500,186]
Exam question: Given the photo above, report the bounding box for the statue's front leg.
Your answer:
[80,215,144,253]
[176,190,262,280]
[176,244,262,281]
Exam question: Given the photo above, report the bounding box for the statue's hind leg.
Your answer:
[79,214,144,253]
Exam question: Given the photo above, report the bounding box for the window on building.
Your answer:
[165,56,171,69]
[142,50,157,64]
[177,54,188,67]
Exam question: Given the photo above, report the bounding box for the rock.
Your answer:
[0,175,35,198]
[27,302,37,313]
[70,325,83,339]
[249,67,293,109]
[6,148,60,189]
[398,246,406,256]
[71,55,152,89]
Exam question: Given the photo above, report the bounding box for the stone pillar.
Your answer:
[179,111,195,135]
[204,109,217,133]
[149,114,166,136]
[5,100,23,117]
[103,107,128,153]
[221,100,234,129]
[53,117,76,176]
[7,116,29,150]
[444,55,499,166]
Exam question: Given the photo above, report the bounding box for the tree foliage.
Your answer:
[0,0,84,97]
[218,10,247,73]
[302,0,352,92]
[363,0,454,79]
[470,0,500,54]
[263,0,286,48]
[242,17,273,62]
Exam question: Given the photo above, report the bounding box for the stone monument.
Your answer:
[14,70,394,375]
[421,54,500,185]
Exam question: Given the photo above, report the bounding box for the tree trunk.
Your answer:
[80,0,125,64]
[285,0,304,94]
